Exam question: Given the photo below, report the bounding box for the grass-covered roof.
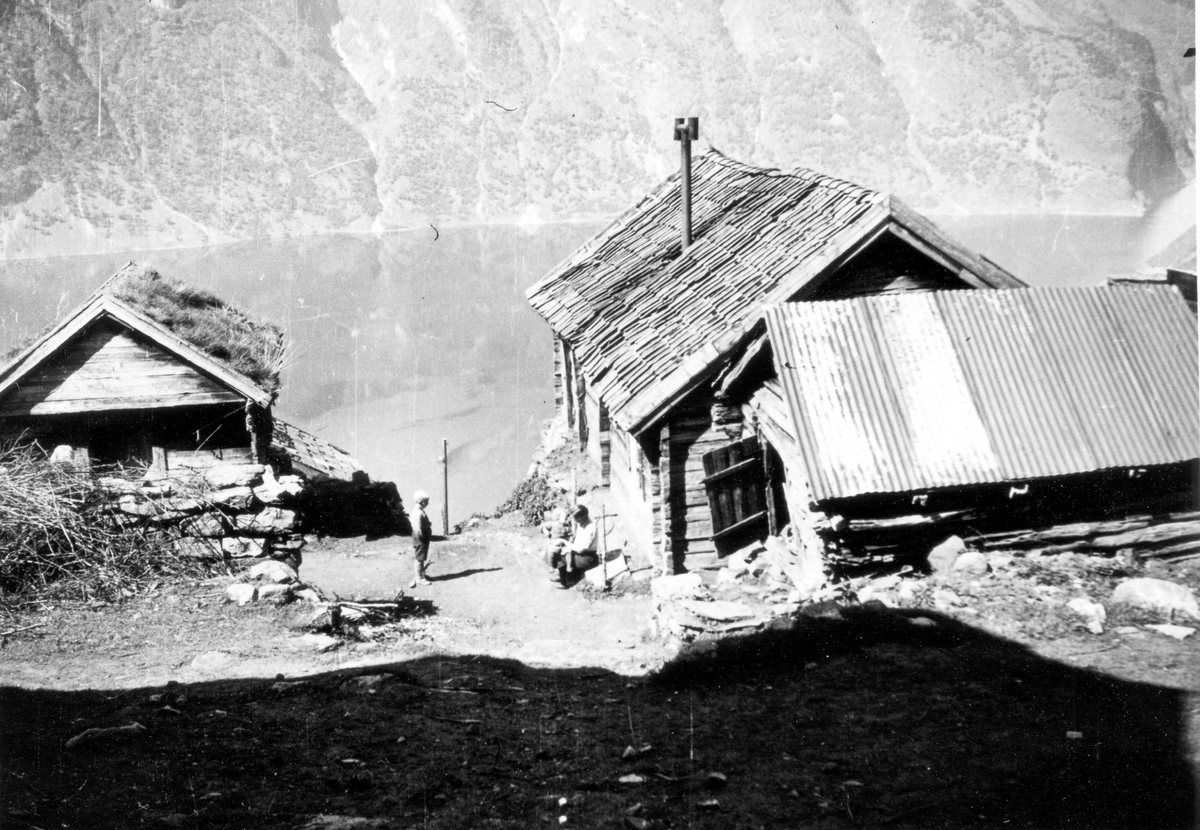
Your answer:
[99,263,285,393]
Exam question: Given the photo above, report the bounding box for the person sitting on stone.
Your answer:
[545,504,598,586]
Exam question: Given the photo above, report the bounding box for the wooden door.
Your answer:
[701,436,767,542]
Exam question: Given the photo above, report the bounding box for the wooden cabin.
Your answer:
[527,149,1024,572]
[740,287,1200,563]
[0,264,281,475]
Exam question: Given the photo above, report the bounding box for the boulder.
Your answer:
[221,536,268,558]
[256,583,293,603]
[952,551,990,576]
[182,513,230,538]
[209,486,256,512]
[248,560,298,584]
[236,507,299,535]
[927,536,966,574]
[1112,578,1200,620]
[204,464,266,490]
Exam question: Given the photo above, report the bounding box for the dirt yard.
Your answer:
[2,519,1198,829]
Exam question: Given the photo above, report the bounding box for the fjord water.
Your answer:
[0,211,1188,521]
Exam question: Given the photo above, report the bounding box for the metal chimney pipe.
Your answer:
[673,117,699,251]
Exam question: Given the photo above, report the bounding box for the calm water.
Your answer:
[0,211,1190,520]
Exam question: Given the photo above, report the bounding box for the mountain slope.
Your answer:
[0,0,1193,258]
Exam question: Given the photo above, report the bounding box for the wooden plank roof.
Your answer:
[765,286,1199,503]
[527,149,1023,434]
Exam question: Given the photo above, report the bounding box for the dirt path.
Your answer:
[0,524,662,691]
[300,525,662,674]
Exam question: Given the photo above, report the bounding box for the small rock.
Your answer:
[1146,624,1195,640]
[676,599,755,622]
[295,588,323,604]
[1112,578,1200,620]
[225,583,256,605]
[1067,597,1107,635]
[702,772,728,790]
[622,745,638,760]
[927,535,966,574]
[624,818,651,830]
[65,722,148,749]
[697,798,720,810]
[256,583,293,603]
[908,616,937,628]
[896,582,917,604]
[619,774,645,784]
[952,551,989,576]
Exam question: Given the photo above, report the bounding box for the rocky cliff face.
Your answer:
[0,0,1193,257]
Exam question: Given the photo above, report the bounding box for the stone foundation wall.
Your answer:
[102,463,304,566]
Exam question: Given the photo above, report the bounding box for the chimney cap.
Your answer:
[673,117,699,141]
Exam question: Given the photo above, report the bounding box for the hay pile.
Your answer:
[0,441,211,603]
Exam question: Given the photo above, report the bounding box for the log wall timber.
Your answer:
[552,336,566,415]
[167,447,256,470]
[820,462,1199,564]
[0,320,243,416]
[663,395,738,568]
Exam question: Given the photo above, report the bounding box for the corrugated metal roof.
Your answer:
[766,286,1199,502]
[527,149,1024,434]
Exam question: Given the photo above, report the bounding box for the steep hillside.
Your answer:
[0,0,1193,258]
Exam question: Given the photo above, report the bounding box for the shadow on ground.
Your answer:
[2,606,1192,829]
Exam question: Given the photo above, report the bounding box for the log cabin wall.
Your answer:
[582,387,610,482]
[662,389,743,570]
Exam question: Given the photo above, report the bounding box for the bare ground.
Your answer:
[2,519,1198,829]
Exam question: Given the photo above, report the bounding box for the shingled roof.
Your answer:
[527,149,1023,434]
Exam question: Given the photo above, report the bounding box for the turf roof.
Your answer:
[100,263,285,393]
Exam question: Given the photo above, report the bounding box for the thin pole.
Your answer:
[441,438,449,535]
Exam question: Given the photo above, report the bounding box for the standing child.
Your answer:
[409,490,433,588]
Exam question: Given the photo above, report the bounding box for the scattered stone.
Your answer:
[698,798,720,810]
[225,583,256,605]
[799,600,843,620]
[295,588,324,604]
[221,536,268,558]
[236,507,299,535]
[896,582,917,604]
[1112,578,1200,620]
[702,772,728,790]
[256,583,293,603]
[624,818,651,830]
[676,599,755,622]
[65,722,147,750]
[650,573,704,602]
[343,674,392,692]
[927,535,966,574]
[1066,597,1107,635]
[1146,624,1195,640]
[953,551,990,576]
[190,651,235,671]
[908,616,937,628]
[248,560,299,584]
[933,589,963,610]
[619,774,645,784]
[209,486,256,511]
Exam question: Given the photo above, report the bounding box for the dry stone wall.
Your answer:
[101,464,305,567]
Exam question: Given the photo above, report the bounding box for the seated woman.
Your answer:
[545,504,598,586]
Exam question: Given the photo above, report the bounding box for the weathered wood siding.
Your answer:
[0,320,243,416]
[663,392,740,568]
[583,387,610,481]
[609,424,656,565]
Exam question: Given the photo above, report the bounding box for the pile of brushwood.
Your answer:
[0,441,214,605]
[494,472,560,527]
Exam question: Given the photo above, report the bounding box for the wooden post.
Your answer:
[599,503,608,584]
[757,420,778,537]
[441,438,449,535]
